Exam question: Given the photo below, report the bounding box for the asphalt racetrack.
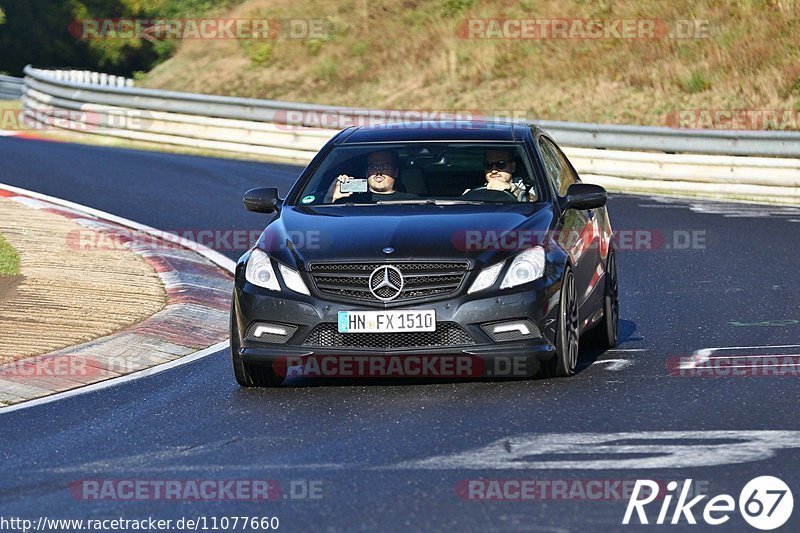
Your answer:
[1,137,799,531]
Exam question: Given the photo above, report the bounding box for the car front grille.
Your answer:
[309,261,469,305]
[302,322,474,350]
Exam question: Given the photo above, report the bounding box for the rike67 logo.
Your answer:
[623,476,793,530]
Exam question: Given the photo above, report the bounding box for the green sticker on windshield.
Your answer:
[301,195,315,204]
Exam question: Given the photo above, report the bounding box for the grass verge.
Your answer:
[140,0,800,130]
[0,233,20,276]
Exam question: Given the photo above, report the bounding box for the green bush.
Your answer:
[248,43,273,67]
[350,40,369,57]
[684,71,711,93]
[314,58,338,81]
[307,39,325,56]
[441,0,476,17]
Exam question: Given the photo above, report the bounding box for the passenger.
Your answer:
[330,151,419,203]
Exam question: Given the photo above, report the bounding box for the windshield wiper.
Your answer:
[375,199,488,205]
[318,202,376,206]
[375,199,438,205]
[431,199,489,205]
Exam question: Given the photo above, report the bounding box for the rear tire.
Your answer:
[583,250,619,350]
[230,305,283,387]
[541,266,579,378]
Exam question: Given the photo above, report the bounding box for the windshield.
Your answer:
[292,143,542,206]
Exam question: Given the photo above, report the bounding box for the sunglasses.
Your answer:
[367,163,396,173]
[483,160,511,171]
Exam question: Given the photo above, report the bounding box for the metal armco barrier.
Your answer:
[20,66,800,204]
[0,75,23,100]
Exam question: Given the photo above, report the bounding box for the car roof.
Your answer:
[336,120,541,144]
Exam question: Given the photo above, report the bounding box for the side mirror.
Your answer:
[562,183,607,210]
[243,187,282,213]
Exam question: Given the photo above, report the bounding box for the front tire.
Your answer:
[542,266,580,378]
[230,305,283,387]
[583,250,619,350]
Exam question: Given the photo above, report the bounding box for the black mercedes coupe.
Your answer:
[231,121,618,386]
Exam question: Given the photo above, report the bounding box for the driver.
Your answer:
[330,151,419,203]
[465,149,536,201]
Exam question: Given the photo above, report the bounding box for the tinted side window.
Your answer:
[539,138,575,196]
[538,138,563,196]
[552,142,578,195]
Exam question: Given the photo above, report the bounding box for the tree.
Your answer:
[0,0,239,76]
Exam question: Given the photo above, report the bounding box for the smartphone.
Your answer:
[339,179,369,193]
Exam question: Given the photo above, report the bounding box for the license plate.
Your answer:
[338,310,436,333]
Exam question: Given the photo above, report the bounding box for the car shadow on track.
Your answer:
[575,318,641,374]
[233,319,643,388]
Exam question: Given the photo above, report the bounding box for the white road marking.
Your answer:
[645,197,800,219]
[45,461,352,474]
[389,431,800,470]
[723,364,800,369]
[680,345,800,369]
[593,359,633,371]
[709,354,800,360]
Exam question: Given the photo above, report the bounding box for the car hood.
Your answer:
[257,203,554,270]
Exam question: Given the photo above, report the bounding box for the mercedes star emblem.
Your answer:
[368,265,404,301]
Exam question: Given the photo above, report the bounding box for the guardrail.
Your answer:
[20,65,800,204]
[0,75,23,100]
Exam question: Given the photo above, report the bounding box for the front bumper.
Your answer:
[232,268,563,379]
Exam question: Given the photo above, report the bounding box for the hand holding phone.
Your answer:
[331,175,368,202]
[339,178,368,193]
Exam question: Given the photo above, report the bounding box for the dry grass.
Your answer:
[131,0,800,128]
[0,198,166,360]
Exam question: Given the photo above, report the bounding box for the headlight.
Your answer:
[245,248,310,295]
[467,262,504,294]
[500,246,546,289]
[278,263,310,295]
[245,248,280,290]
